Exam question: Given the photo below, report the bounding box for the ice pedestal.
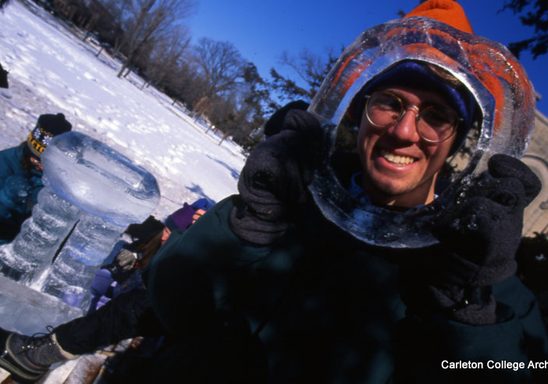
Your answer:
[0,187,81,281]
[0,275,82,335]
[0,132,160,311]
[42,214,125,309]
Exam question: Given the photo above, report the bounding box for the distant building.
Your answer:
[523,108,548,236]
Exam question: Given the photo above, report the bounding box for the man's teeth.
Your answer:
[381,150,415,165]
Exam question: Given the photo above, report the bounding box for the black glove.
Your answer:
[404,154,541,324]
[105,248,140,282]
[434,154,541,288]
[230,101,322,245]
[263,100,310,137]
[115,248,139,272]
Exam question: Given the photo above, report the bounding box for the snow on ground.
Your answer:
[0,0,246,219]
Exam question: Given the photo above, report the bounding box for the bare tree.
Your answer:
[115,0,195,78]
[203,64,272,148]
[271,48,339,103]
[193,38,245,98]
[140,26,191,89]
[164,60,208,108]
[0,0,11,10]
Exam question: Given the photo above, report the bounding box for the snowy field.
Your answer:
[0,0,246,220]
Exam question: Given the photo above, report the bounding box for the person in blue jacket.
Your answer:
[0,113,72,244]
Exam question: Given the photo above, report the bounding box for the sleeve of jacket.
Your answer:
[0,145,40,244]
[395,276,548,382]
[144,195,275,337]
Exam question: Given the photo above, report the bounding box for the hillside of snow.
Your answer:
[0,0,246,220]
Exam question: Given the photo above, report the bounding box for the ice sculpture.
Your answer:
[0,132,160,310]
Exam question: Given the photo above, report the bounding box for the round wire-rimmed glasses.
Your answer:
[364,91,462,143]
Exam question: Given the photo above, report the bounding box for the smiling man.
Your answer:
[140,1,546,382]
[354,61,474,208]
[3,1,545,383]
[358,87,456,207]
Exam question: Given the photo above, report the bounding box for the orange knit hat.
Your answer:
[404,0,473,33]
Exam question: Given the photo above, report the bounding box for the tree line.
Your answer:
[29,0,334,150]
[25,0,547,150]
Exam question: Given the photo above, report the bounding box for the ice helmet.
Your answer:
[307,0,536,248]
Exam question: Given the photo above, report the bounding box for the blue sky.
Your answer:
[187,0,548,115]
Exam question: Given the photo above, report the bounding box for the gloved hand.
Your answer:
[230,101,323,245]
[104,248,139,282]
[115,248,139,272]
[407,154,541,325]
[433,154,541,288]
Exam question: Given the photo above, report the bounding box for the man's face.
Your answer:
[357,86,457,208]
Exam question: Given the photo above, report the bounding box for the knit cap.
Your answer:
[27,113,72,157]
[404,0,473,33]
[126,216,165,247]
[404,0,477,152]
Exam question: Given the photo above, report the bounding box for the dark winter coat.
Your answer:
[146,195,548,383]
[0,143,43,244]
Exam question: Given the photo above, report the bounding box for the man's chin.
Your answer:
[364,181,431,208]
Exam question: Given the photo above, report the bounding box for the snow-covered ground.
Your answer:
[0,3,247,380]
[0,0,246,220]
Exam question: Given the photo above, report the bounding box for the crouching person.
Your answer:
[0,201,213,383]
[0,113,72,244]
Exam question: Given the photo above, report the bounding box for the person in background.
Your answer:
[0,198,213,383]
[88,198,213,313]
[0,113,72,244]
[87,216,167,313]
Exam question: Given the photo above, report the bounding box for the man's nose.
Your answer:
[386,107,421,143]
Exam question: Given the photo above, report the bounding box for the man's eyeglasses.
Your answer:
[364,91,461,143]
